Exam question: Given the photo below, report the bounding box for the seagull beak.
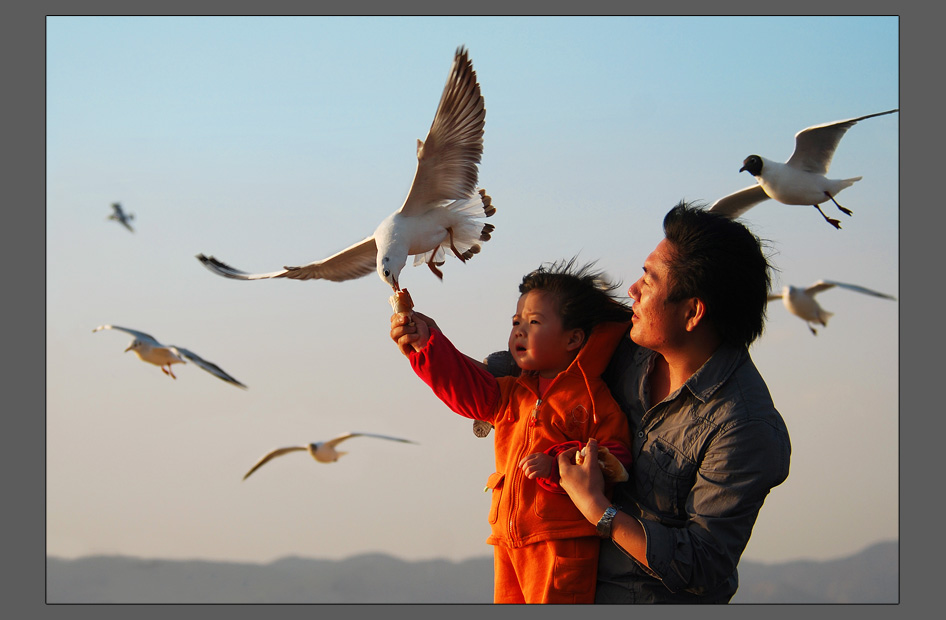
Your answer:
[739,164,748,173]
[124,345,133,352]
[393,276,400,292]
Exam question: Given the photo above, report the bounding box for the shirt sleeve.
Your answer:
[633,417,791,594]
[408,328,502,422]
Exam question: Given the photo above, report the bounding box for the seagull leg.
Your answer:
[163,365,177,379]
[446,227,468,262]
[825,191,853,216]
[808,324,818,336]
[426,260,445,280]
[813,204,842,229]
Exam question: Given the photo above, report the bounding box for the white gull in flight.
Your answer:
[197,46,494,292]
[767,280,897,335]
[92,324,247,388]
[710,109,898,229]
[242,432,417,480]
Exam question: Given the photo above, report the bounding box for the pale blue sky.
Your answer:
[47,16,898,566]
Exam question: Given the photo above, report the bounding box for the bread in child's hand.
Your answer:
[389,289,414,316]
[576,444,629,483]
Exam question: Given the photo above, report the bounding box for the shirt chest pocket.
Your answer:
[647,438,697,518]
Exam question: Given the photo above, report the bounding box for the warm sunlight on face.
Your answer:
[507,290,582,379]
[627,238,689,353]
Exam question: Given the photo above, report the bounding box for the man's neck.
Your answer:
[650,336,721,404]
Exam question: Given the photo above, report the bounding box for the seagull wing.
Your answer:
[196,236,378,283]
[111,203,124,216]
[809,279,897,300]
[708,185,770,219]
[243,446,308,480]
[120,218,135,233]
[787,109,899,175]
[324,432,418,450]
[172,346,248,389]
[399,46,486,216]
[92,324,162,346]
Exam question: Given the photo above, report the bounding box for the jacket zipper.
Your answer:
[510,397,542,541]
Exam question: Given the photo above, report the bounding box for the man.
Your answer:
[391,202,790,603]
[556,202,791,603]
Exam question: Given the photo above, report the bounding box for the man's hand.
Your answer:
[557,438,610,524]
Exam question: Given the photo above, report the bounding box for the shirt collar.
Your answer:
[636,343,747,404]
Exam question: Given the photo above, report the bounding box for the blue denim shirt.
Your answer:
[596,337,791,603]
[487,336,791,603]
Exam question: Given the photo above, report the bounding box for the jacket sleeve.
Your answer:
[408,328,502,422]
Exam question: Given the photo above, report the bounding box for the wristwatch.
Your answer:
[596,505,620,539]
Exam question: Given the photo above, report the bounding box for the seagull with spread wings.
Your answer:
[242,432,418,480]
[92,325,247,388]
[768,280,897,335]
[710,109,898,229]
[197,46,494,292]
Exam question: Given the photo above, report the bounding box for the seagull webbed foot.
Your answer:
[814,204,843,229]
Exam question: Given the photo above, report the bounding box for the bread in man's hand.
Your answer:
[576,444,629,483]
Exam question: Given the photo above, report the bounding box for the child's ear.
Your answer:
[565,329,586,351]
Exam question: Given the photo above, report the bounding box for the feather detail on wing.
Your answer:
[196,236,378,283]
[400,46,486,215]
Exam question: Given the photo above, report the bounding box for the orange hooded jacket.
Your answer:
[410,320,632,549]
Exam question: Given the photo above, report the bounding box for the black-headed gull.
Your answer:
[92,325,247,388]
[197,46,494,292]
[108,202,135,232]
[767,280,896,335]
[710,109,898,229]
[242,432,417,480]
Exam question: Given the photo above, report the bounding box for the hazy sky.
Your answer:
[46,16,899,566]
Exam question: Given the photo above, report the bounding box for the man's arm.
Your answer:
[557,438,651,570]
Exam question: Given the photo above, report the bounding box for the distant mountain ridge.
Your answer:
[46,540,897,604]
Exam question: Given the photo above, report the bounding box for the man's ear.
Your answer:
[683,297,707,332]
[565,328,586,351]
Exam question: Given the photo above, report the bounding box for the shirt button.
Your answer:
[637,431,645,438]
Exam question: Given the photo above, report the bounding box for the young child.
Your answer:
[391,259,634,604]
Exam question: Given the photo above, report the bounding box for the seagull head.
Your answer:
[124,339,142,353]
[740,155,764,176]
[378,253,406,291]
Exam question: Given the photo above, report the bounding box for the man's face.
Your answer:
[627,238,690,351]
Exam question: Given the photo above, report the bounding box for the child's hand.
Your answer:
[519,452,554,480]
[390,311,434,355]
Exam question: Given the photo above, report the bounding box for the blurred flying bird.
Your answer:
[197,45,495,292]
[92,324,247,388]
[108,202,135,232]
[710,109,898,228]
[242,432,418,480]
[768,280,897,335]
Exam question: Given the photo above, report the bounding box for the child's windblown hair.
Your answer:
[518,258,633,339]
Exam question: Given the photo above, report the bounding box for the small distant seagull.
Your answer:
[710,109,898,229]
[768,280,897,335]
[197,46,495,292]
[92,324,247,388]
[108,202,135,232]
[242,432,418,480]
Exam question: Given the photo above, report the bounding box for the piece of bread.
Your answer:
[576,444,629,483]
[389,288,414,316]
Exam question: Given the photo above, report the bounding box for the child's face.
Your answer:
[508,290,583,379]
